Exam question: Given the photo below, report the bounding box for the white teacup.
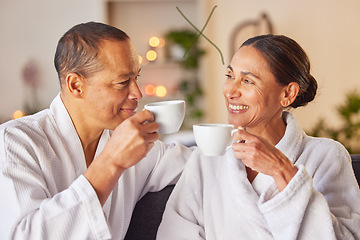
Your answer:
[193,124,238,156]
[144,100,185,134]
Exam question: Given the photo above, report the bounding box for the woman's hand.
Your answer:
[232,127,298,191]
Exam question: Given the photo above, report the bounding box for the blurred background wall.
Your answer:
[0,0,106,122]
[1,0,360,134]
[200,0,360,133]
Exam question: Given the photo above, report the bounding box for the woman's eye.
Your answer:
[244,79,254,84]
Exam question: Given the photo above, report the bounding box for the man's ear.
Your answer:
[281,82,299,107]
[65,73,84,98]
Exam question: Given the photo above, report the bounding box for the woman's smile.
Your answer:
[228,103,249,113]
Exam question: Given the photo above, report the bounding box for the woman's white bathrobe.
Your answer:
[157,112,360,240]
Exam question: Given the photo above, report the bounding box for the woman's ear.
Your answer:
[65,73,84,98]
[281,82,299,107]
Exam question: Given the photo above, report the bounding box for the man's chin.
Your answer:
[114,113,134,127]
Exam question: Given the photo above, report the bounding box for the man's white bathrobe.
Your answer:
[157,112,360,240]
[0,94,193,239]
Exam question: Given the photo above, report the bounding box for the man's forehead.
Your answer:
[97,39,134,61]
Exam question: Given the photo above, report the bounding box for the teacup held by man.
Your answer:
[144,100,185,134]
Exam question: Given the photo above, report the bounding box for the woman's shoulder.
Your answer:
[298,135,351,176]
[282,112,350,164]
[303,135,349,157]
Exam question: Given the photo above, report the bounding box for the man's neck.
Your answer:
[60,92,102,167]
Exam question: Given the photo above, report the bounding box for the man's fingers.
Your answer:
[146,131,159,143]
[142,121,159,134]
[133,109,155,124]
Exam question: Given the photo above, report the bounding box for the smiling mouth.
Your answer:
[229,104,249,111]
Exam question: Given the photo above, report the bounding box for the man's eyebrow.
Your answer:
[119,68,141,78]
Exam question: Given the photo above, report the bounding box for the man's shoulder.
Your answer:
[0,109,53,140]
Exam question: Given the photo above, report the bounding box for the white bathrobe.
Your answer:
[0,94,193,239]
[157,112,360,240]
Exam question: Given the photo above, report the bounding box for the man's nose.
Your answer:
[129,80,142,100]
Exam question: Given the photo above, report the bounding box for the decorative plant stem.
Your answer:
[176,5,224,65]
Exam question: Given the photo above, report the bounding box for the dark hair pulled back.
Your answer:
[241,34,317,108]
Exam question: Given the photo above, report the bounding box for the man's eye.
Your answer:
[225,74,234,79]
[119,79,130,85]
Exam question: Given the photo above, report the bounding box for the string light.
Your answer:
[12,110,25,119]
[144,84,156,96]
[155,85,167,97]
[158,38,166,48]
[143,37,167,97]
[149,36,160,47]
[146,50,157,61]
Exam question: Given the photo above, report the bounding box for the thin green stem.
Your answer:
[182,5,217,58]
[176,6,224,65]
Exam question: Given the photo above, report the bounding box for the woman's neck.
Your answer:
[246,115,286,146]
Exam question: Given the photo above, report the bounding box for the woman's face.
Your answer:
[223,46,288,130]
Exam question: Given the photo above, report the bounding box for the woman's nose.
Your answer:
[225,81,242,99]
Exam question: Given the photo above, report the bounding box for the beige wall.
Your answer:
[1,0,360,132]
[199,0,360,131]
[0,0,105,122]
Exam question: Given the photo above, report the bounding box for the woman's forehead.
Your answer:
[229,46,279,85]
[231,47,268,72]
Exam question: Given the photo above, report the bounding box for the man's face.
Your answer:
[81,39,142,130]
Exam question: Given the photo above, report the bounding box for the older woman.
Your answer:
[157,35,360,239]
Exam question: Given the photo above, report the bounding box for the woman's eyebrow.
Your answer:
[240,71,260,79]
[228,65,260,79]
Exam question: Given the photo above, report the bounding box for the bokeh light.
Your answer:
[146,50,157,61]
[144,84,156,96]
[149,36,160,47]
[155,85,167,97]
[12,110,25,119]
[158,38,166,48]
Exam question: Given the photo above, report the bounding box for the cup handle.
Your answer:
[231,128,239,136]
[225,129,239,151]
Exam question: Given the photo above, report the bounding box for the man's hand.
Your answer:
[84,109,159,205]
[102,109,159,170]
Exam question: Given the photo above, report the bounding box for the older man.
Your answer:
[0,22,192,239]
